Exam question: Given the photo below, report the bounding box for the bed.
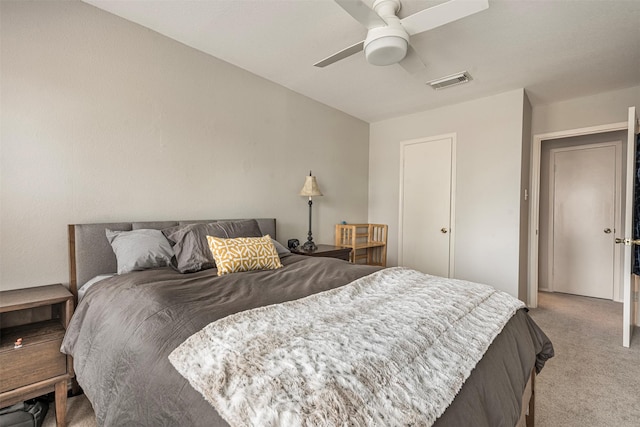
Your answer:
[61,218,553,427]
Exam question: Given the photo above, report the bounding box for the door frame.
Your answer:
[398,133,457,277]
[622,106,639,346]
[547,142,622,301]
[529,121,628,308]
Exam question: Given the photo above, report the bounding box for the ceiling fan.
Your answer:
[314,0,489,73]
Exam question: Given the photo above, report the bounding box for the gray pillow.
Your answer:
[162,219,263,273]
[105,229,174,274]
[271,239,292,258]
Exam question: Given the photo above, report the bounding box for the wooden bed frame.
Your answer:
[66,218,537,426]
[520,369,536,427]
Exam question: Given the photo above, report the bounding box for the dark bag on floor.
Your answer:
[0,399,48,427]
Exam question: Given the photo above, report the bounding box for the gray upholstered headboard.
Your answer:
[68,218,276,302]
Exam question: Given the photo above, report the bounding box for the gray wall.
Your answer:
[369,89,528,299]
[0,0,370,291]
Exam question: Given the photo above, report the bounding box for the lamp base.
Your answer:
[302,240,317,251]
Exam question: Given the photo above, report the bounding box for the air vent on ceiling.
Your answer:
[426,71,472,90]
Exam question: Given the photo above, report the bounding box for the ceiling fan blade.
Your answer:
[398,44,426,74]
[400,0,489,36]
[314,40,365,67]
[335,0,387,29]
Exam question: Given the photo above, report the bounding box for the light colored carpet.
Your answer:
[42,291,639,426]
[528,291,640,427]
[42,393,96,427]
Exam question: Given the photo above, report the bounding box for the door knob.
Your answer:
[615,238,640,245]
[441,228,448,234]
[604,228,612,234]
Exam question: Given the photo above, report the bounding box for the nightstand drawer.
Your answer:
[0,320,66,393]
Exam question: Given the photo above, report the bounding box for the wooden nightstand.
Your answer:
[290,244,352,261]
[0,284,73,427]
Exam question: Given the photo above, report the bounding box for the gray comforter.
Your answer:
[61,255,553,426]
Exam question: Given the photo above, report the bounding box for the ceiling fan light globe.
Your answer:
[365,36,407,66]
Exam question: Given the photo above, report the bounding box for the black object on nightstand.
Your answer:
[290,244,351,261]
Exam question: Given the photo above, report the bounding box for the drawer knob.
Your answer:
[14,338,23,349]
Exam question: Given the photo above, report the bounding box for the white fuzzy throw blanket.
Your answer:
[169,267,525,427]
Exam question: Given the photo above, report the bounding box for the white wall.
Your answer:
[0,0,370,291]
[369,89,528,298]
[532,85,640,135]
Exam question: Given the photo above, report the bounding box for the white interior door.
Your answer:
[621,106,639,348]
[551,145,617,299]
[399,135,455,277]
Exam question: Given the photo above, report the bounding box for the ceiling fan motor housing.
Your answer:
[364,28,408,66]
[365,0,408,66]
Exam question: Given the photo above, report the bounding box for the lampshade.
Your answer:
[299,175,323,197]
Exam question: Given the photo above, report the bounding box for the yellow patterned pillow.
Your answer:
[206,234,283,276]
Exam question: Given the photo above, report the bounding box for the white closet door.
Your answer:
[399,135,455,277]
[551,145,616,299]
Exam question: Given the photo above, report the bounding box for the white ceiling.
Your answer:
[84,0,640,123]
